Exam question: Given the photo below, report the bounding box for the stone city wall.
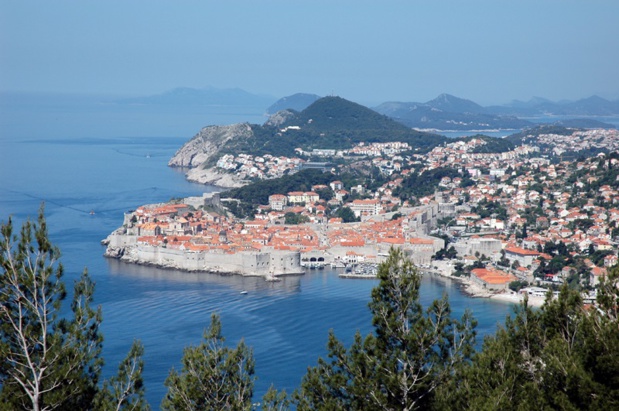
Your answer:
[112,240,303,277]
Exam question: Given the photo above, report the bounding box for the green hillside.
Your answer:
[198,96,449,167]
[289,96,412,133]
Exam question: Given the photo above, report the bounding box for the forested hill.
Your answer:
[285,96,413,133]
[172,96,448,168]
[271,96,448,153]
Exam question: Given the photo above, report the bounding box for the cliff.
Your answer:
[168,122,254,188]
[184,167,247,188]
[169,122,253,168]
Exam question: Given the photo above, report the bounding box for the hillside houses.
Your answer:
[124,127,619,293]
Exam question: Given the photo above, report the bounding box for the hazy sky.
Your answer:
[1,0,618,105]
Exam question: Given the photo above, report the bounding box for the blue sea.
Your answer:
[0,100,517,408]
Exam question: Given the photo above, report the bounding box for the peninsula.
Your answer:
[102,191,444,279]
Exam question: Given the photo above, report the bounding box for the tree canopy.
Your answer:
[3,208,619,410]
[0,207,147,411]
[438,274,619,410]
[161,313,255,411]
[294,247,477,410]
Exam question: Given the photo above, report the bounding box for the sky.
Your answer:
[1,0,618,106]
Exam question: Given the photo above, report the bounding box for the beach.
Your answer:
[426,263,546,308]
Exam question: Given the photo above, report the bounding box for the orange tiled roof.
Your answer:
[471,268,516,285]
[504,246,540,256]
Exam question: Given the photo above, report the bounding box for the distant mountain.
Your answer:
[549,118,616,129]
[264,96,449,154]
[560,95,619,116]
[425,93,486,114]
[266,93,321,114]
[487,95,619,117]
[118,86,276,107]
[282,96,413,134]
[374,94,531,131]
[374,93,619,131]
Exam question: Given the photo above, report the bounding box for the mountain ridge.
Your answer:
[116,86,276,107]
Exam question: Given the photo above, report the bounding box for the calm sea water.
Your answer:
[0,105,517,407]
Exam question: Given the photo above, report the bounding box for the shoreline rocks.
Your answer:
[426,269,544,307]
[184,166,247,188]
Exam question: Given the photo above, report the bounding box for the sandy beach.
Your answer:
[489,291,545,307]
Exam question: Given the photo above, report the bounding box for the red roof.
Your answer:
[504,246,540,256]
[471,268,516,285]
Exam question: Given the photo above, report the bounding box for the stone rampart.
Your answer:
[105,235,303,277]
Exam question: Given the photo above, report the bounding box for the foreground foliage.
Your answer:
[293,248,619,410]
[0,207,147,411]
[294,248,477,410]
[161,313,255,411]
[437,269,619,410]
[3,209,619,410]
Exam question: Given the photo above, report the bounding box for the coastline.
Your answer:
[425,268,545,307]
[184,166,247,188]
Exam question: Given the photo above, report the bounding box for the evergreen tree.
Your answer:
[94,340,150,411]
[0,208,103,410]
[334,206,357,223]
[261,385,291,411]
[161,313,255,411]
[0,207,149,411]
[439,272,619,410]
[294,247,477,410]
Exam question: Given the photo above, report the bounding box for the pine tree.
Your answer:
[294,247,477,411]
[439,273,619,410]
[161,313,255,411]
[0,206,150,411]
[261,385,291,411]
[94,340,150,411]
[0,207,103,410]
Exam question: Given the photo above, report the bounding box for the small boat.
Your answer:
[89,210,95,215]
[240,290,248,295]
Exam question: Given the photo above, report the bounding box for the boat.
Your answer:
[240,290,248,295]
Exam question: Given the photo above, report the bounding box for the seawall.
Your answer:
[104,233,304,278]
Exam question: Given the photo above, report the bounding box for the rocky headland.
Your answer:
[168,122,254,188]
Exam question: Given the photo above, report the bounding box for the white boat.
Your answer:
[240,290,248,295]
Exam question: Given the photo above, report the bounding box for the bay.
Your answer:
[0,121,515,408]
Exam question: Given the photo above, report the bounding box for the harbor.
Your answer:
[338,263,379,279]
